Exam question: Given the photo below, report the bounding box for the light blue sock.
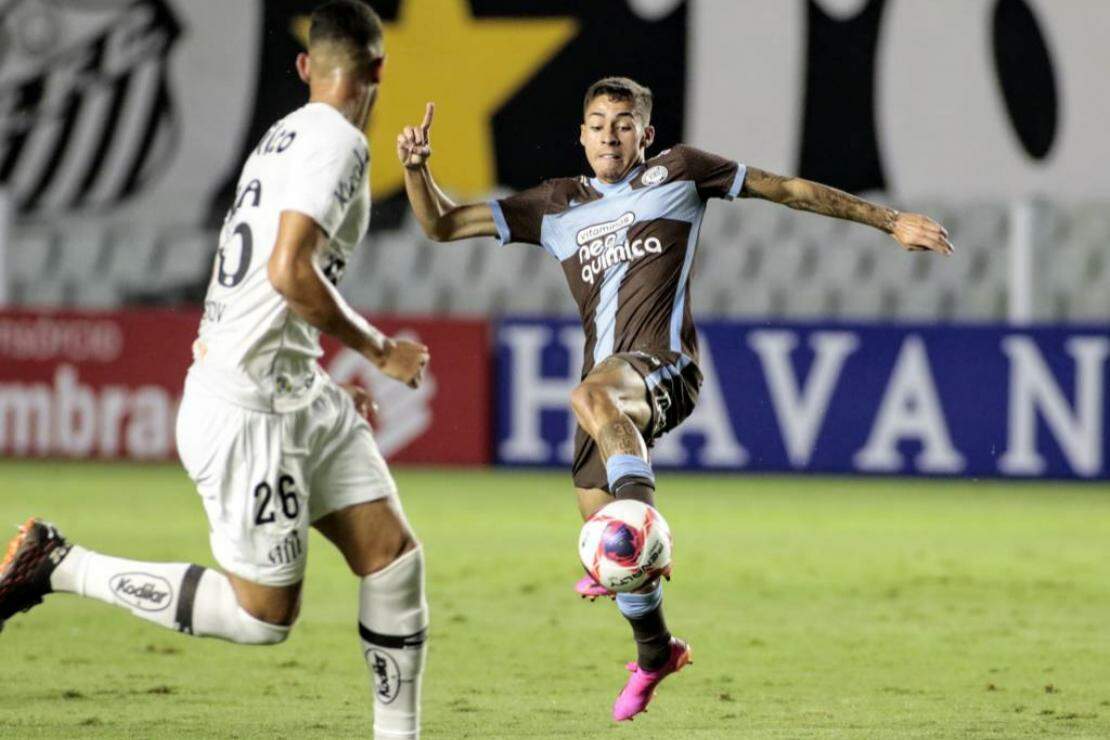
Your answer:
[605,454,654,493]
[616,582,663,619]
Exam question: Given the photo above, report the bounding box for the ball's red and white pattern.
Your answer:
[578,500,672,593]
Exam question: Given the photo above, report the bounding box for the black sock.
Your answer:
[612,475,656,508]
[624,602,671,671]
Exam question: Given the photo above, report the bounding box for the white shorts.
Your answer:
[176,376,397,586]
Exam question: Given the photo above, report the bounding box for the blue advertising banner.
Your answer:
[495,319,1110,480]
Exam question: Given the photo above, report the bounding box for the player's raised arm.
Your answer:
[740,166,955,256]
[398,102,500,242]
[267,212,429,388]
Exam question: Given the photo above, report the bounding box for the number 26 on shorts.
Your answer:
[253,474,299,526]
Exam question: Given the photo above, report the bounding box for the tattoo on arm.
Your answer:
[792,180,898,233]
[741,167,792,199]
[742,166,898,233]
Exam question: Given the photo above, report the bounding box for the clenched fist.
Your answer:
[373,338,430,389]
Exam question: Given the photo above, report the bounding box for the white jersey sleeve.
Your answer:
[278,119,369,237]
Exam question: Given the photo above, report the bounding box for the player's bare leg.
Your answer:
[0,518,294,643]
[574,486,618,600]
[225,576,302,626]
[570,356,654,507]
[314,498,427,740]
[569,357,685,719]
[570,355,660,595]
[570,357,652,601]
[576,486,614,521]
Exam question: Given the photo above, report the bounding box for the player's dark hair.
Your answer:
[310,0,383,52]
[583,77,653,124]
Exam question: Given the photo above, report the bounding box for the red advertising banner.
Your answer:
[0,310,491,464]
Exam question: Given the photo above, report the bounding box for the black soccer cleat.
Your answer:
[0,518,71,632]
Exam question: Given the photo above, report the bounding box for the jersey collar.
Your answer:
[590,164,644,196]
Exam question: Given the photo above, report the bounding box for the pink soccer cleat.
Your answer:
[612,637,693,721]
[575,574,615,601]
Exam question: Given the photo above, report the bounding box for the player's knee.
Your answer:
[569,383,591,422]
[343,518,418,578]
[570,382,614,427]
[232,606,293,645]
[365,533,419,577]
[229,580,301,628]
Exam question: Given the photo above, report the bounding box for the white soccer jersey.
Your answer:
[188,102,370,413]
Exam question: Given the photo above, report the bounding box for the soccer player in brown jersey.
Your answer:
[397,77,953,721]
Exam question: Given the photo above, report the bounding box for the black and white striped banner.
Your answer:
[0,0,180,214]
[2,0,1107,226]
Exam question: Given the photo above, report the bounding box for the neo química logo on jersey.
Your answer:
[574,212,663,285]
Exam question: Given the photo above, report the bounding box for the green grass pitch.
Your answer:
[1,461,1109,738]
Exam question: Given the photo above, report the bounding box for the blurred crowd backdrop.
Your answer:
[0,0,1106,480]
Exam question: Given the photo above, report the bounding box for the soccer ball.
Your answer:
[578,499,672,593]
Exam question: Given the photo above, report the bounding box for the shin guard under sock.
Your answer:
[358,546,429,740]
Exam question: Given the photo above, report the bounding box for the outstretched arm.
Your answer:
[398,103,499,242]
[741,166,954,255]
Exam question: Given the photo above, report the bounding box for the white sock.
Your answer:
[358,546,428,740]
[51,545,288,645]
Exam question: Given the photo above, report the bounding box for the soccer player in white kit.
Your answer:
[0,3,430,738]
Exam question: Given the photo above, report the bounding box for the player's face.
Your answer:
[580,96,654,183]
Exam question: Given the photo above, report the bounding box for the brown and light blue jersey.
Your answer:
[490,144,745,377]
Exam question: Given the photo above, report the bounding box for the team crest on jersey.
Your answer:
[640,165,669,187]
[0,0,182,213]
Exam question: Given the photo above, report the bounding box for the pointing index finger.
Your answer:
[421,102,435,134]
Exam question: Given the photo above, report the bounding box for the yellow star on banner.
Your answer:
[293,1,577,198]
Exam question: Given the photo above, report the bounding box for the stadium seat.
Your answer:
[153,229,213,291]
[358,239,425,309]
[103,228,163,291]
[56,232,107,281]
[5,201,1109,323]
[837,282,887,320]
[425,238,479,285]
[345,235,379,284]
[78,279,123,308]
[9,227,102,307]
[392,269,441,315]
[19,278,70,307]
[8,227,57,287]
[1071,267,1110,321]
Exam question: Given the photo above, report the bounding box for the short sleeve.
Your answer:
[280,127,369,237]
[489,181,556,246]
[676,145,746,201]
